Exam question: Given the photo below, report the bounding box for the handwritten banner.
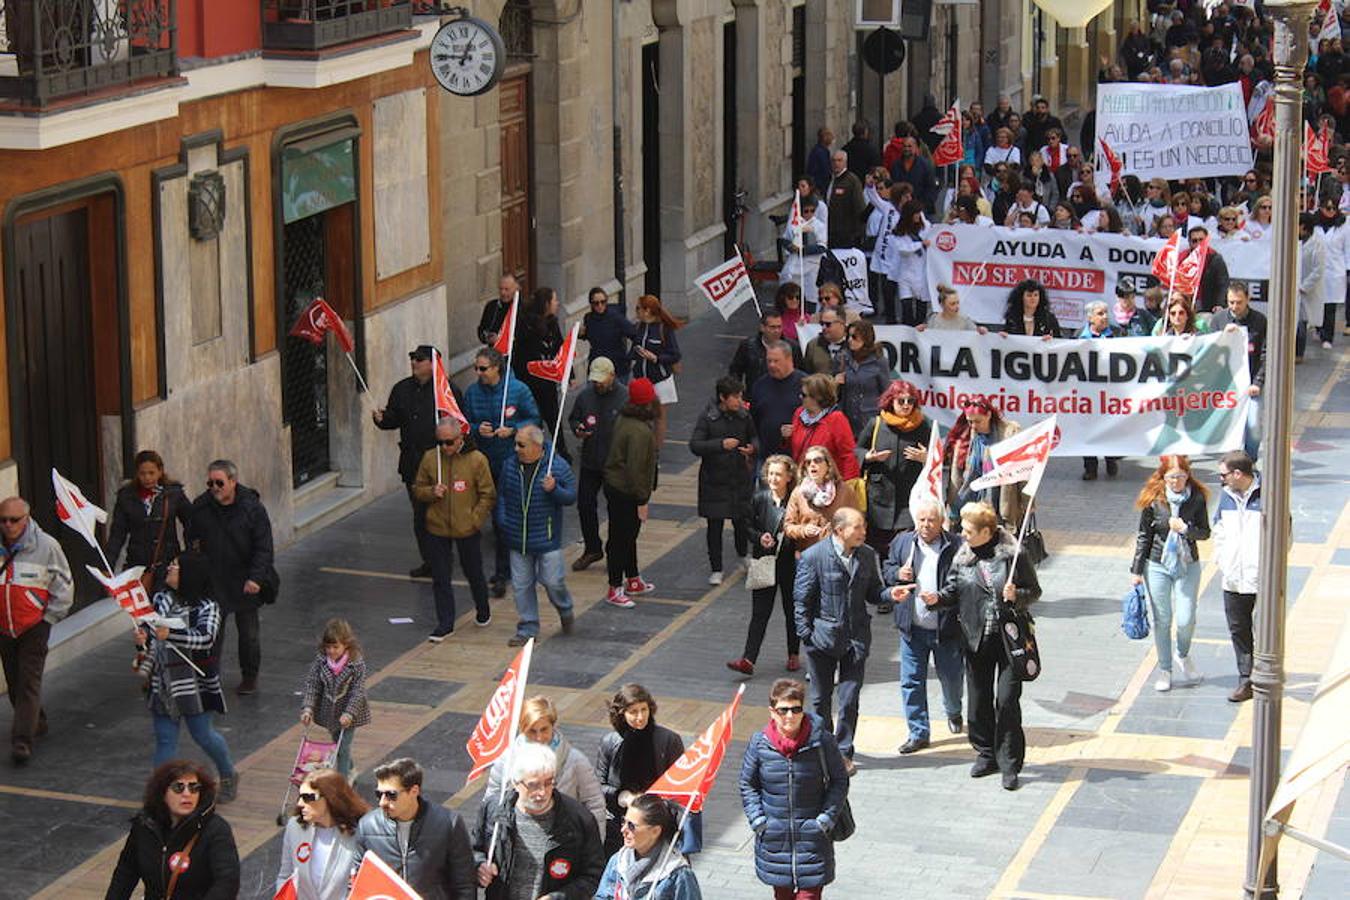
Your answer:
[1095,82,1254,180]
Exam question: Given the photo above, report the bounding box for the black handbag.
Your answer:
[998,603,1041,682]
[1020,512,1048,568]
[815,746,856,841]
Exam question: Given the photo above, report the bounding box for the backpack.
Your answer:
[816,247,846,290]
[1121,582,1150,640]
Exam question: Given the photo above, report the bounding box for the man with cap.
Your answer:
[567,358,629,571]
[374,345,468,578]
[1112,280,1156,336]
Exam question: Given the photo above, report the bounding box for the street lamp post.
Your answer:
[1247,3,1316,898]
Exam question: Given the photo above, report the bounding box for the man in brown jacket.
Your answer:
[413,420,497,641]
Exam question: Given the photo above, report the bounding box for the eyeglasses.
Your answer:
[804,457,827,465]
[298,791,321,803]
[1163,473,1189,482]
[1220,215,1237,221]
[0,516,25,525]
[620,819,646,833]
[589,299,607,306]
[438,438,461,446]
[517,777,555,793]
[169,781,202,795]
[772,705,805,716]
[375,788,403,801]
[207,479,227,489]
[474,365,492,372]
[1217,470,1234,480]
[894,397,916,407]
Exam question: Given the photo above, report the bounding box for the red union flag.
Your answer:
[1176,235,1211,296]
[1305,122,1332,177]
[971,414,1059,498]
[466,639,533,784]
[52,468,107,553]
[493,293,518,357]
[788,190,803,230]
[907,422,945,521]
[349,850,421,900]
[647,685,745,813]
[1252,92,1274,143]
[432,349,468,432]
[272,875,298,900]
[526,322,580,384]
[1150,230,1182,286]
[88,565,155,620]
[693,256,756,321]
[1098,138,1123,195]
[930,100,963,167]
[288,298,355,354]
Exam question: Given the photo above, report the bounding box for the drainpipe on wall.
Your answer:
[612,0,627,310]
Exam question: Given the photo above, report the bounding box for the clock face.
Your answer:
[430,17,506,97]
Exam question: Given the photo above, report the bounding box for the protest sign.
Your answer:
[921,224,1271,328]
[796,324,1251,457]
[1095,83,1253,180]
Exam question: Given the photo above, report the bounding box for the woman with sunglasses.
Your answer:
[783,447,858,553]
[836,321,890,436]
[1314,195,1347,348]
[739,678,849,898]
[276,768,369,899]
[786,374,860,482]
[134,549,239,802]
[944,398,1027,530]
[1131,456,1211,692]
[1152,292,1210,337]
[596,793,703,900]
[1244,197,1274,240]
[855,381,933,569]
[579,286,637,378]
[106,760,240,899]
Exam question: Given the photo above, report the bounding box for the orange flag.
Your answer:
[465,639,533,784]
[432,349,468,432]
[493,293,518,357]
[647,685,745,813]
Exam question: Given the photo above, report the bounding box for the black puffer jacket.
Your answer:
[105,797,239,900]
[473,789,606,900]
[1130,491,1211,576]
[105,482,192,582]
[935,530,1042,653]
[689,401,757,519]
[186,486,274,612]
[855,416,932,532]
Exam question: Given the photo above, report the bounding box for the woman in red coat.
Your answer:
[788,373,860,480]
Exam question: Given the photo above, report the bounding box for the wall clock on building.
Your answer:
[429,13,507,96]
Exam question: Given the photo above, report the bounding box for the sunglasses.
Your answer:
[298,791,321,803]
[375,789,403,801]
[894,397,916,406]
[620,819,646,833]
[772,705,805,715]
[169,781,202,795]
[474,365,492,372]
[437,438,461,446]
[804,457,828,465]
[207,479,227,489]
[0,516,26,524]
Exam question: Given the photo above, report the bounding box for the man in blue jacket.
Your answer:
[793,507,882,775]
[463,346,541,597]
[496,425,577,646]
[883,498,966,754]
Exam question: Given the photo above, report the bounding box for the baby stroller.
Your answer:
[275,728,343,825]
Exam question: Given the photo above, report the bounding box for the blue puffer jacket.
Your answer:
[462,377,541,475]
[494,447,577,555]
[739,713,849,889]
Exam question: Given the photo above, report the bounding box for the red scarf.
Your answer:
[765,717,812,757]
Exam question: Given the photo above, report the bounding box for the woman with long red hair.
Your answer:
[628,294,683,451]
[1130,456,1211,692]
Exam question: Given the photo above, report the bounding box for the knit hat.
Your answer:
[628,378,657,405]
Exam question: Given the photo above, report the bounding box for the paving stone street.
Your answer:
[2,302,1347,899]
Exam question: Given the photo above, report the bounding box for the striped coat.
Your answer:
[300,653,371,732]
[139,592,226,718]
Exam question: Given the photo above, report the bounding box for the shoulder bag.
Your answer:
[997,602,1042,682]
[815,745,856,841]
[219,507,281,605]
[747,501,784,591]
[1020,510,1048,567]
[844,418,881,516]
[164,831,201,900]
[139,492,173,594]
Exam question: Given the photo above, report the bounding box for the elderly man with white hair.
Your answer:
[882,498,966,755]
[473,741,605,899]
[494,424,578,647]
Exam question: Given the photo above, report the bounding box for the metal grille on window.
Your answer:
[791,5,805,72]
[500,0,532,59]
[282,214,332,489]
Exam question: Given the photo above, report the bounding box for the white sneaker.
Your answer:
[1154,671,1172,692]
[1322,340,1333,350]
[1176,655,1202,685]
[708,571,723,585]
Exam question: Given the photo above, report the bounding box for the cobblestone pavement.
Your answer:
[3,300,1348,899]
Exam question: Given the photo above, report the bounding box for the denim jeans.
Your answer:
[331,725,355,780]
[1145,559,1200,673]
[152,711,235,777]
[899,626,965,741]
[509,549,575,637]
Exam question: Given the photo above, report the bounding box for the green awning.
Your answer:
[282,133,356,224]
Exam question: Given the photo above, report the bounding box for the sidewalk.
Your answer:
[3,301,1347,899]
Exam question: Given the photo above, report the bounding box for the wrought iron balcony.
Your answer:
[0,0,178,107]
[261,1,413,52]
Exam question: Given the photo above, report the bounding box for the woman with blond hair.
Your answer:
[728,455,803,677]
[482,694,606,834]
[783,447,859,552]
[1131,456,1211,692]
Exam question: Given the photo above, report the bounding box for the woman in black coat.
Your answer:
[929,501,1041,792]
[689,376,758,584]
[105,450,192,591]
[106,760,240,900]
[513,286,569,459]
[594,683,686,856]
[855,381,934,575]
[1001,278,1061,337]
[727,455,801,677]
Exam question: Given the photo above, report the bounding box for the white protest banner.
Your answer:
[921,224,1272,328]
[796,324,1251,457]
[693,255,758,320]
[1095,82,1253,181]
[831,247,874,314]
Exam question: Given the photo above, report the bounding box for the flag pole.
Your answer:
[546,324,581,476]
[486,638,534,866]
[735,245,763,318]
[342,352,373,401]
[1007,496,1036,578]
[655,793,698,876]
[433,350,444,486]
[499,290,519,428]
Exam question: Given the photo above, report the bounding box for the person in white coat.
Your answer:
[1211,452,1261,704]
[1313,197,1348,348]
[276,769,368,900]
[482,695,606,835]
[889,199,931,327]
[1297,212,1327,363]
[865,171,901,324]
